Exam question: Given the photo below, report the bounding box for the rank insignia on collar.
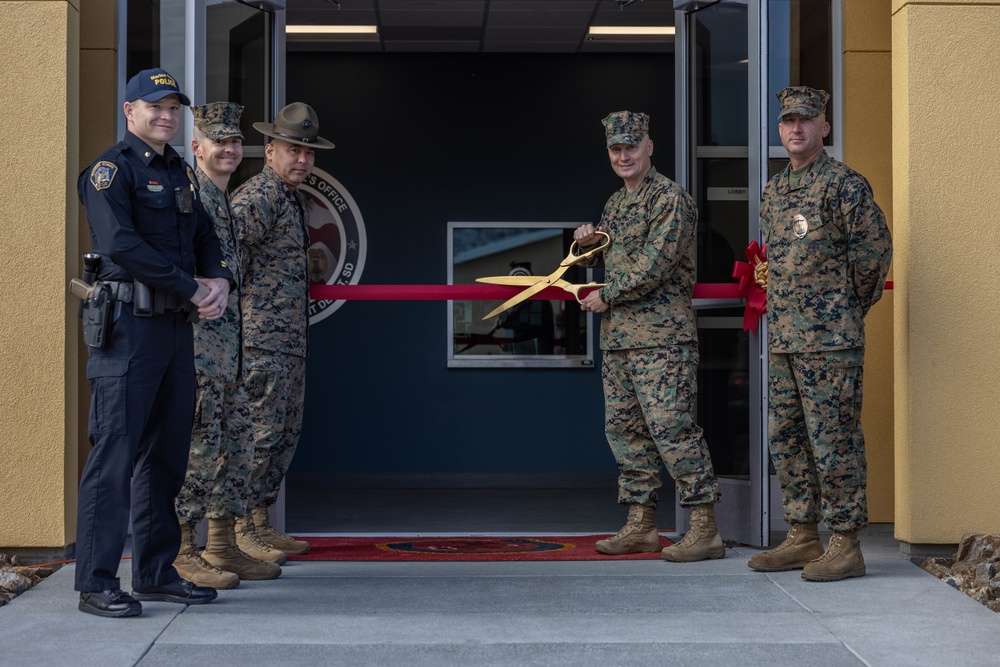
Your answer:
[792,213,809,239]
[90,161,118,191]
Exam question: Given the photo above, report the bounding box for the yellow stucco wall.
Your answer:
[893,0,1000,544]
[843,0,894,523]
[0,0,79,548]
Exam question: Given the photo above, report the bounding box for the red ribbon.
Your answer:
[732,241,768,334]
[309,283,744,302]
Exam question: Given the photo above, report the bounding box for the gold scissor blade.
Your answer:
[475,276,540,286]
[481,278,552,320]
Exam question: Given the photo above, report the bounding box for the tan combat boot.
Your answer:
[172,523,240,589]
[235,513,288,565]
[202,517,282,580]
[250,506,311,555]
[661,504,726,562]
[747,522,824,572]
[595,504,661,555]
[801,531,866,582]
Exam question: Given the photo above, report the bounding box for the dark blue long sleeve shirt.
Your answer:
[78,131,233,299]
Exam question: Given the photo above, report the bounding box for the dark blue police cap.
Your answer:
[125,68,192,106]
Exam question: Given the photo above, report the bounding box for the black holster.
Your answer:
[82,283,114,348]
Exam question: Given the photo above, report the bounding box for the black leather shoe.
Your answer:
[79,589,142,618]
[132,578,218,605]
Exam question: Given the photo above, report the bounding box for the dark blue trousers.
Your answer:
[75,308,195,592]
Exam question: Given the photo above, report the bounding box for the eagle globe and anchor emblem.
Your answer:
[299,167,368,325]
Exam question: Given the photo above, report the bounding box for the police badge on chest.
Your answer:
[791,213,809,239]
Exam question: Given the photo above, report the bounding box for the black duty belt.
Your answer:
[100,280,193,314]
[101,281,134,303]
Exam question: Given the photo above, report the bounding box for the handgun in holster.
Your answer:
[78,253,101,318]
[82,283,113,348]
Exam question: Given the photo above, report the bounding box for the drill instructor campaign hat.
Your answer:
[602,110,649,148]
[192,101,245,141]
[253,102,335,149]
[125,68,192,106]
[776,86,830,119]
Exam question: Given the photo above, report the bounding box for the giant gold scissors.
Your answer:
[475,231,611,320]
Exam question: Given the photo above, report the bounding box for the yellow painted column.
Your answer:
[893,0,1000,544]
[842,0,895,524]
[0,0,80,551]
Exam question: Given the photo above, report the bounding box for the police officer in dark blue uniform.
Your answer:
[75,68,235,618]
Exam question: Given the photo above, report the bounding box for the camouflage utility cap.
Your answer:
[777,86,829,119]
[602,111,649,148]
[192,101,245,141]
[253,102,335,149]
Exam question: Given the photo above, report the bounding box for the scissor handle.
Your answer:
[563,282,606,304]
[564,231,611,266]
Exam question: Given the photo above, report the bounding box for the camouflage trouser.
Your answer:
[768,348,868,533]
[175,374,253,524]
[244,347,306,508]
[603,346,719,509]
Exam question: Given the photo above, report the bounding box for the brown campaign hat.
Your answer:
[253,102,334,149]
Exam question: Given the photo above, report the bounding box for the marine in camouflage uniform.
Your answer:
[230,102,334,559]
[574,111,724,563]
[749,87,892,582]
[173,102,281,587]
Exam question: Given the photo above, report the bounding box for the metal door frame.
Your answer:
[674,0,770,547]
[115,0,286,163]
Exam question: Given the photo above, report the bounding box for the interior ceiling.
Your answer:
[285,0,677,53]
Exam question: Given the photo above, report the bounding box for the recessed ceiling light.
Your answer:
[588,26,676,37]
[286,25,378,34]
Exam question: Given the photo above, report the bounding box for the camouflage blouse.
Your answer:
[590,166,699,351]
[760,151,892,353]
[192,168,242,381]
[231,165,310,358]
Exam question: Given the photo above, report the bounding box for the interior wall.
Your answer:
[287,52,676,486]
[892,0,1000,544]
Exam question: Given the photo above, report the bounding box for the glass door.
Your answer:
[675,0,770,546]
[119,0,284,179]
[202,0,284,189]
[118,0,285,526]
[675,0,839,545]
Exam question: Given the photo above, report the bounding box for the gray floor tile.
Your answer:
[3,491,999,667]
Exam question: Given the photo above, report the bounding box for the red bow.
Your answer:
[731,241,768,334]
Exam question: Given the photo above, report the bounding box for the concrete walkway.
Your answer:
[2,526,1000,666]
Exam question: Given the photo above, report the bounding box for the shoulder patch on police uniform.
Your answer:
[90,161,118,191]
[187,165,199,190]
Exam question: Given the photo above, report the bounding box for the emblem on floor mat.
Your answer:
[377,538,574,554]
